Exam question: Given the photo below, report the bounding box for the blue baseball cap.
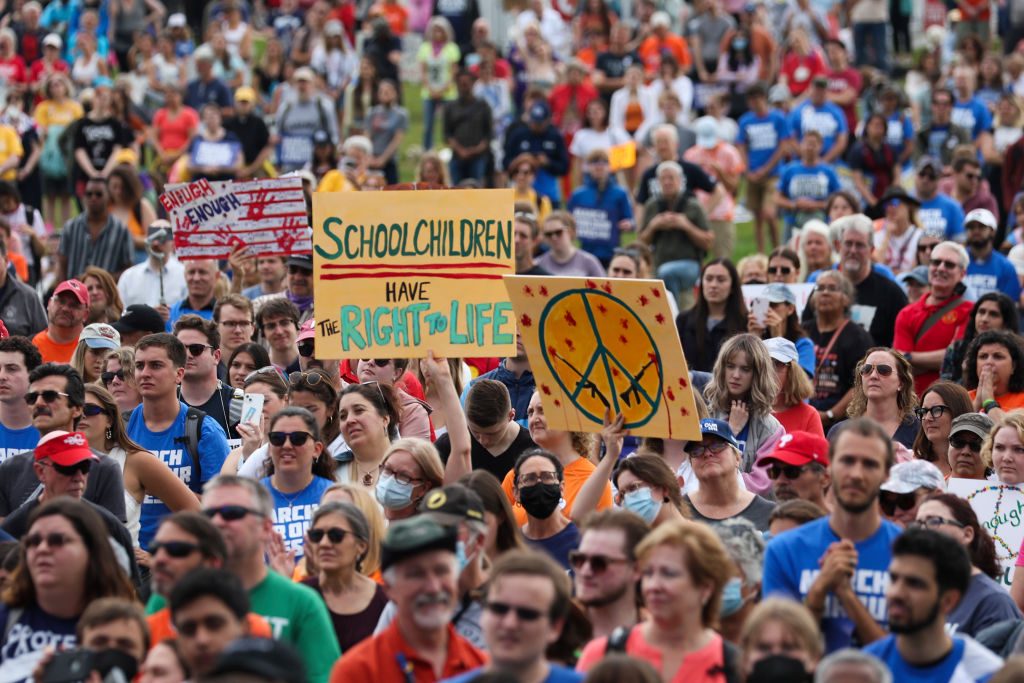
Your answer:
[693,418,740,449]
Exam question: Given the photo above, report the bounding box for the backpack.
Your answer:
[173,406,205,492]
[40,123,67,179]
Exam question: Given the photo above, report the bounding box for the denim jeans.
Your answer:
[657,260,702,299]
[449,154,488,185]
[853,22,889,73]
[423,98,444,150]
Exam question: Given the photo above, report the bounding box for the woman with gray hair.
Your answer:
[814,649,891,683]
[715,518,766,644]
[302,501,388,653]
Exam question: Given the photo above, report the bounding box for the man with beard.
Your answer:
[572,509,646,639]
[894,241,974,396]
[963,208,1021,300]
[32,279,89,363]
[329,516,486,683]
[763,417,901,653]
[763,431,830,511]
[865,529,1001,682]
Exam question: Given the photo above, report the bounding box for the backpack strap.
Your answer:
[174,407,206,491]
[604,625,631,654]
[914,296,966,345]
[720,639,741,683]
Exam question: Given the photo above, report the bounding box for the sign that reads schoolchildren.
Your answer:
[312,189,517,359]
[947,478,1024,590]
[159,176,311,260]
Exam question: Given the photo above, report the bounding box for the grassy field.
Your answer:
[397,82,760,262]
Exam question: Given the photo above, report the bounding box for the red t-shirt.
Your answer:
[153,106,200,153]
[781,51,827,97]
[893,293,973,396]
[827,67,863,135]
[0,56,28,86]
[774,402,825,438]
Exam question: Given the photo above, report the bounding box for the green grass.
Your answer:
[397,82,760,262]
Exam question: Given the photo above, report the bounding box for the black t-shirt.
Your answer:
[435,424,536,482]
[224,114,271,165]
[852,271,908,348]
[182,383,240,441]
[805,318,875,410]
[635,159,717,206]
[73,117,131,178]
[594,50,642,98]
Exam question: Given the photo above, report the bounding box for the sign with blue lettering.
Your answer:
[947,478,1024,590]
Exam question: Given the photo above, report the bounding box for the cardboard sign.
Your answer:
[312,189,517,359]
[947,478,1024,590]
[742,283,817,319]
[504,275,700,439]
[159,177,311,260]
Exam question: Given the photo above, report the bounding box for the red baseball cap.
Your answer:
[54,279,90,307]
[766,431,830,467]
[34,431,98,466]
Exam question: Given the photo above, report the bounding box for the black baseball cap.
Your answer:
[418,485,485,525]
[287,254,313,271]
[381,517,457,572]
[112,304,165,335]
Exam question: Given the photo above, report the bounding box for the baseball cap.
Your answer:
[42,33,61,49]
[881,186,921,208]
[651,11,671,28]
[381,517,457,572]
[294,66,316,82]
[193,45,215,62]
[915,155,942,174]
[167,12,187,27]
[112,304,165,336]
[34,431,98,466]
[689,418,740,450]
[54,279,89,307]
[297,318,316,343]
[418,485,485,526]
[528,101,551,123]
[234,86,257,103]
[881,459,945,494]
[766,431,830,467]
[898,265,930,286]
[313,130,332,146]
[764,337,798,365]
[1009,244,1024,276]
[0,320,8,339]
[762,283,796,305]
[79,323,121,350]
[287,253,313,271]
[695,116,719,149]
[324,19,343,37]
[965,208,997,231]
[949,412,994,441]
[207,638,306,683]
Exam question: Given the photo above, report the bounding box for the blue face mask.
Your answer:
[623,487,661,524]
[720,577,746,617]
[375,474,414,509]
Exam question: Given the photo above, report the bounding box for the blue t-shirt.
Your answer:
[762,515,902,653]
[865,635,1001,683]
[0,422,39,462]
[886,113,915,160]
[442,665,583,683]
[260,475,333,559]
[526,522,580,572]
[128,401,230,550]
[778,162,841,202]
[952,97,994,141]
[918,194,966,241]
[0,604,78,683]
[738,109,791,175]
[967,251,1022,301]
[166,300,215,331]
[788,101,848,157]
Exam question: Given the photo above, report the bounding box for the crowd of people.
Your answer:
[1,0,1024,682]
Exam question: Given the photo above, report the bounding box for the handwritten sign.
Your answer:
[159,177,311,260]
[312,189,517,359]
[742,283,816,319]
[947,478,1024,590]
[504,275,700,439]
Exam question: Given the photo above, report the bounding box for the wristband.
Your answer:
[982,399,1001,414]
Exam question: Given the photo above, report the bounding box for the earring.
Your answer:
[105,428,112,440]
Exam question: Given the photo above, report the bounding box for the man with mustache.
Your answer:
[763,431,830,511]
[31,278,89,364]
[865,530,1001,681]
[963,208,1021,301]
[329,516,486,683]
[763,417,901,654]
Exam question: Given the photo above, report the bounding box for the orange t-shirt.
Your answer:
[639,34,693,74]
[147,608,273,646]
[501,456,614,526]
[968,390,1024,413]
[31,330,78,364]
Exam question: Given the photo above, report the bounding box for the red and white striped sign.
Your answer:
[159,177,312,260]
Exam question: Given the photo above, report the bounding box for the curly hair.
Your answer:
[705,333,778,417]
[922,492,1001,581]
[963,330,1024,393]
[981,411,1024,473]
[912,380,973,464]
[845,347,917,421]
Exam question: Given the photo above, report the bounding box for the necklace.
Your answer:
[355,461,377,487]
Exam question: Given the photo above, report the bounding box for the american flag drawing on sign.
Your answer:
[160,177,312,260]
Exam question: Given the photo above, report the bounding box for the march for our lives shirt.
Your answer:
[952,97,993,141]
[260,475,333,559]
[0,422,39,462]
[919,194,966,241]
[0,604,77,683]
[788,100,848,156]
[737,109,790,175]
[128,401,230,550]
[762,516,902,653]
[885,113,915,160]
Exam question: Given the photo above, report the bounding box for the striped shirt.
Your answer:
[58,214,133,279]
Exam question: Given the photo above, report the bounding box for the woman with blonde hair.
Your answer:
[981,411,1024,487]
[535,211,606,277]
[739,598,823,679]
[836,347,920,449]
[101,347,141,414]
[508,152,553,221]
[767,337,823,437]
[375,437,445,521]
[576,521,740,682]
[417,15,460,150]
[79,266,124,325]
[71,323,121,384]
[414,150,451,187]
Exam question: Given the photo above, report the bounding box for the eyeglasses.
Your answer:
[949,435,982,452]
[513,168,533,176]
[568,550,630,573]
[929,258,959,270]
[886,199,902,209]
[544,229,565,239]
[101,370,127,386]
[298,341,315,358]
[307,527,351,544]
[815,284,840,293]
[687,440,730,459]
[917,243,938,253]
[24,532,74,549]
[767,464,808,480]
[360,359,391,367]
[185,344,213,357]
[879,491,918,516]
[220,319,253,329]
[380,465,424,486]
[618,481,651,495]
[41,460,91,476]
[859,363,893,377]
[203,505,264,521]
[517,471,560,487]
[24,390,69,405]
[268,431,313,447]
[911,515,965,530]
[82,404,105,417]
[768,266,792,275]
[150,540,200,558]
[484,601,545,622]
[289,370,324,388]
[915,405,951,420]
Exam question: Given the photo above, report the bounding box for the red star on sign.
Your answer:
[564,311,577,326]
[539,286,548,296]
[520,314,532,327]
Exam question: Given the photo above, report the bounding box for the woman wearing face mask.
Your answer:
[512,449,580,570]
[335,381,400,487]
[941,293,1018,384]
[912,381,973,479]
[965,330,1024,419]
[715,518,766,645]
[739,598,822,683]
[375,438,444,521]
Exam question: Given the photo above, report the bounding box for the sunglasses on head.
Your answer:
[859,363,894,377]
[150,540,200,558]
[484,601,544,622]
[915,405,950,420]
[268,431,313,447]
[246,366,282,383]
[82,404,105,417]
[203,505,264,521]
[879,491,918,516]
[24,532,74,549]
[950,435,982,452]
[767,464,807,480]
[186,343,212,357]
[568,550,630,573]
[44,460,92,476]
[289,371,324,388]
[307,527,351,544]
[101,370,126,386]
[24,390,68,405]
[298,341,315,358]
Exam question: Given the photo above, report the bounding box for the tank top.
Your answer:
[107,446,142,548]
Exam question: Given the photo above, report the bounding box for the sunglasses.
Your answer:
[879,491,918,516]
[568,550,630,573]
[42,460,91,476]
[768,266,792,275]
[859,363,893,377]
[484,601,544,622]
[101,370,127,386]
[950,435,982,452]
[298,341,315,358]
[307,527,351,544]
[767,464,807,480]
[360,359,391,367]
[203,505,264,521]
[918,172,937,180]
[82,404,105,417]
[24,390,68,405]
[917,243,938,253]
[150,540,200,558]
[268,431,313,447]
[544,229,565,239]
[687,440,730,459]
[24,532,74,549]
[930,258,959,270]
[289,371,324,388]
[186,343,213,357]
[915,405,950,420]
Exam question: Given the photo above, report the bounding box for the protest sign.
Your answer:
[742,283,816,319]
[947,478,1024,589]
[159,177,311,260]
[312,189,517,359]
[504,275,700,439]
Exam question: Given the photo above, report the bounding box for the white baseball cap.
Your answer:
[964,208,997,231]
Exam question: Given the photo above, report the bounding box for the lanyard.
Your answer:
[396,653,415,683]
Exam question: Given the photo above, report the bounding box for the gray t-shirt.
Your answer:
[534,250,606,277]
[366,105,410,157]
[683,494,776,532]
[686,12,736,66]
[947,572,1022,637]
[0,450,127,522]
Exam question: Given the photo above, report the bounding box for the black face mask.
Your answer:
[518,483,561,519]
[92,648,139,682]
[746,655,812,683]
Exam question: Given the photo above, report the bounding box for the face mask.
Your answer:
[455,539,469,574]
[623,487,661,524]
[747,655,812,683]
[720,577,746,617]
[375,474,414,509]
[519,483,561,519]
